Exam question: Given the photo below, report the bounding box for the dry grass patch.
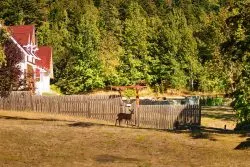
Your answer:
[201,106,236,130]
[0,110,249,167]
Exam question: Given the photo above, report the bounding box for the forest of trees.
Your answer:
[0,0,243,93]
[0,0,249,125]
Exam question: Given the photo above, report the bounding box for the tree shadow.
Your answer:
[169,125,248,141]
[68,121,137,129]
[200,126,235,134]
[235,138,250,150]
[202,106,236,121]
[202,113,235,121]
[68,122,95,128]
[0,114,138,129]
[0,115,74,122]
[95,154,139,163]
[0,114,134,129]
[202,106,234,112]
[68,122,113,128]
[189,127,217,141]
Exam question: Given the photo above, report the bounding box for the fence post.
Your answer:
[87,101,91,118]
[136,106,140,127]
[102,103,105,120]
[49,98,52,113]
[57,99,60,114]
[30,94,33,111]
[198,104,202,125]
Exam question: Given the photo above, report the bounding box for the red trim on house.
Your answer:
[36,68,40,79]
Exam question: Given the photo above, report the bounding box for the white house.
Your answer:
[6,25,53,95]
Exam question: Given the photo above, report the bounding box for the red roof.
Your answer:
[36,46,52,71]
[11,33,30,46]
[7,25,53,73]
[8,25,35,46]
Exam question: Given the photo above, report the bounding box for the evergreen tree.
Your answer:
[119,2,149,85]
[221,1,250,127]
[99,1,123,86]
[0,0,47,26]
[57,4,104,94]
[0,0,244,95]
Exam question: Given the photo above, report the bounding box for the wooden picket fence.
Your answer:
[0,92,201,130]
[0,92,122,122]
[138,104,201,129]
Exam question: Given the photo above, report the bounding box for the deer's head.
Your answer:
[129,109,134,114]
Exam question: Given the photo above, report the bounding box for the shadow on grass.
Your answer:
[0,115,116,129]
[95,154,139,163]
[0,115,74,122]
[202,113,236,121]
[199,126,236,134]
[202,106,236,122]
[0,114,135,129]
[68,120,247,138]
[189,128,217,141]
[235,138,250,150]
[202,106,234,113]
[68,121,136,129]
[169,125,248,142]
[1,114,248,139]
[169,125,249,142]
[202,106,235,121]
[68,122,112,128]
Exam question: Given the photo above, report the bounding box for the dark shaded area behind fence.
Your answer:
[0,92,201,130]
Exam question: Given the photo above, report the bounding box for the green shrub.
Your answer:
[203,97,224,106]
[214,97,223,106]
[51,84,63,95]
[206,98,213,106]
[123,89,136,99]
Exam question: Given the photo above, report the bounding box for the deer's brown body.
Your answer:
[115,109,134,126]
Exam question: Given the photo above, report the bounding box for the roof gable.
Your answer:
[11,33,30,46]
[8,25,35,46]
[36,46,52,71]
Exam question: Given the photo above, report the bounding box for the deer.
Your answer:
[115,109,134,126]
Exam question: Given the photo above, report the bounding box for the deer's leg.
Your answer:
[115,119,118,126]
[119,119,121,126]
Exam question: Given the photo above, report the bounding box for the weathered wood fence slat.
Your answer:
[0,92,201,130]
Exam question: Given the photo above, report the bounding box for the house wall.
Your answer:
[5,25,52,95]
[36,72,51,94]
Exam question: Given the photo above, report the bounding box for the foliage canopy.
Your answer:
[1,0,250,125]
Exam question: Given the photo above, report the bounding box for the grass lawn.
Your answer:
[0,107,249,167]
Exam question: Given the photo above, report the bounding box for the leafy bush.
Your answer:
[214,97,223,106]
[202,97,224,106]
[51,84,63,95]
[123,89,136,99]
[0,34,23,97]
[232,91,250,126]
[234,121,250,131]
